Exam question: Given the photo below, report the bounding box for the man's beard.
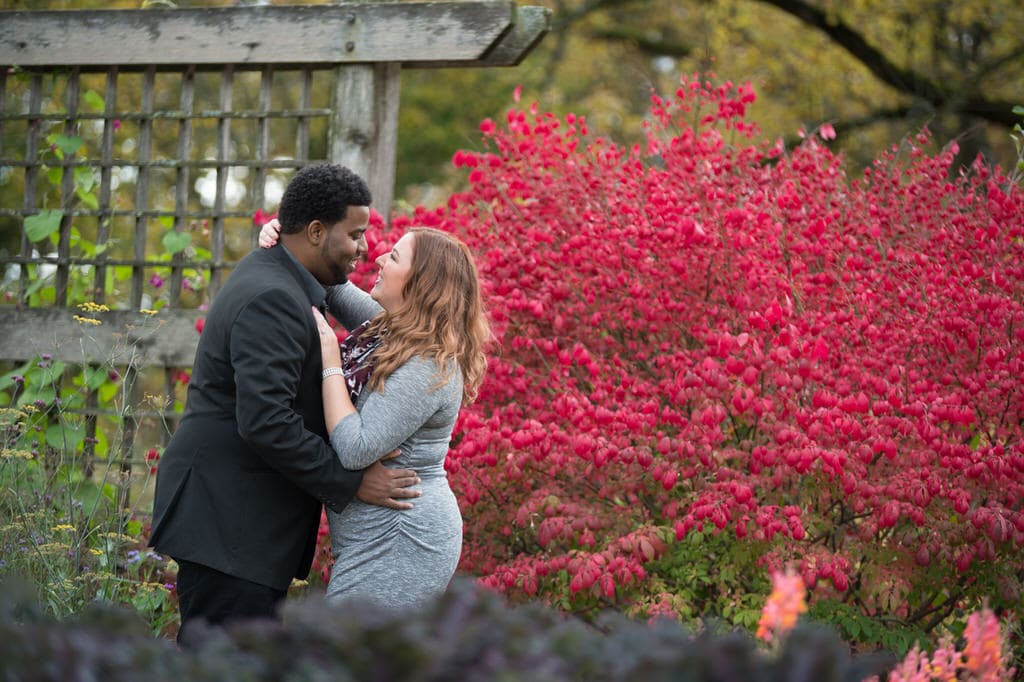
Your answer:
[320,241,350,285]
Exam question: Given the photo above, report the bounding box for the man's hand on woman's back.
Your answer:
[357,458,421,510]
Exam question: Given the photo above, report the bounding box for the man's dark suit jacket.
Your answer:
[149,245,363,591]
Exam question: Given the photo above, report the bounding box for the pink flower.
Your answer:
[756,567,807,641]
[883,609,1014,681]
[252,208,276,227]
[145,447,161,474]
[964,608,1013,681]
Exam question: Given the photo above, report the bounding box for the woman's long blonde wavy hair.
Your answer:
[363,227,491,405]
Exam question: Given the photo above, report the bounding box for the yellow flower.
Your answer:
[73,315,102,326]
[36,542,68,554]
[97,532,134,542]
[139,308,159,315]
[51,524,76,532]
[0,407,29,424]
[78,302,110,312]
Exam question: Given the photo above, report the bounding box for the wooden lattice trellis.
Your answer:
[0,3,547,491]
[0,2,549,365]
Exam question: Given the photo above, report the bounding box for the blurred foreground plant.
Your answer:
[0,314,179,635]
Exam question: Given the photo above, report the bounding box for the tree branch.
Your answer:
[553,0,647,31]
[961,98,1022,128]
[752,0,1018,129]
[754,0,945,99]
[974,45,1024,82]
[588,27,695,58]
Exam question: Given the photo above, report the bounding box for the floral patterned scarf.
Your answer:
[339,320,383,403]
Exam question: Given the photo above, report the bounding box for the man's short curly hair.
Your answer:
[277,164,372,234]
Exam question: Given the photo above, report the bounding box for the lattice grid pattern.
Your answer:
[0,63,340,467]
[0,64,336,310]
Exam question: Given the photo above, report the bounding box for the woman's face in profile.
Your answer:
[371,232,414,312]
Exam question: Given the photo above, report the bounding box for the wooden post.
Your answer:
[330,62,401,221]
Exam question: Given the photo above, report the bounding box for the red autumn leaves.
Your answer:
[312,77,1023,624]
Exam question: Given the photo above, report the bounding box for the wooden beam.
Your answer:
[0,3,526,68]
[482,6,551,66]
[427,5,551,68]
[0,308,203,367]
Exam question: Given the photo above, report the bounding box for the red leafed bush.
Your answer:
[317,78,1024,641]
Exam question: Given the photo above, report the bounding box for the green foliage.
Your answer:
[639,528,769,630]
[2,86,211,310]
[809,599,928,655]
[0,577,896,682]
[0,357,177,636]
[161,229,192,256]
[23,209,64,243]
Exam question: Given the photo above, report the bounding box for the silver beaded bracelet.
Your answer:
[322,367,345,380]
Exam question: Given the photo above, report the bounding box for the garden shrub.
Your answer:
[326,76,1024,657]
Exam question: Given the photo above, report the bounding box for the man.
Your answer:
[149,164,419,645]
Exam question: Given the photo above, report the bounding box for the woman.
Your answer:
[260,219,490,608]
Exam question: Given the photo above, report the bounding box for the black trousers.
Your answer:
[174,558,287,646]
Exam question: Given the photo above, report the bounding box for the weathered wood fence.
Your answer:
[0,4,547,469]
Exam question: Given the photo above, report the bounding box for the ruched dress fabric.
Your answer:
[323,283,463,609]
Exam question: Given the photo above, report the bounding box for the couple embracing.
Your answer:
[148,164,490,645]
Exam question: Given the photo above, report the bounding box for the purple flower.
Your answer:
[12,375,23,385]
[149,273,165,289]
[41,353,52,361]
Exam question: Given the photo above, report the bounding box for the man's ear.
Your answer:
[305,220,326,245]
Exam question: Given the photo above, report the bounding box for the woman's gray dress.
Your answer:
[323,283,463,609]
